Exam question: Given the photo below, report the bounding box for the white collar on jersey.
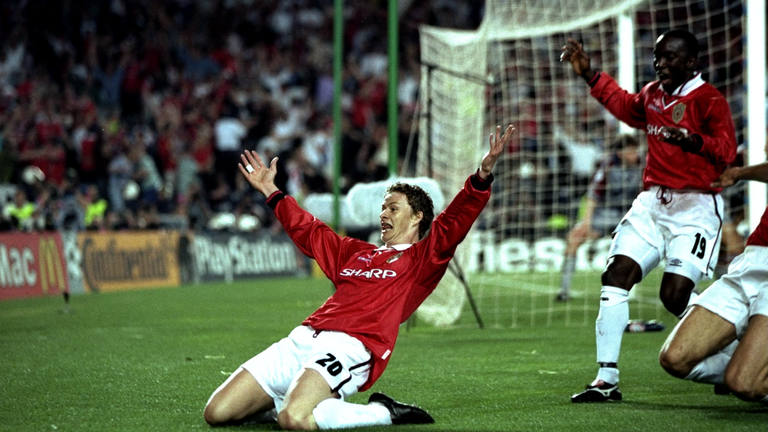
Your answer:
[375,243,413,251]
[664,72,705,97]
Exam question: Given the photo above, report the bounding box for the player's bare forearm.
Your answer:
[238,150,280,197]
[480,124,515,179]
[711,162,768,188]
[733,162,768,183]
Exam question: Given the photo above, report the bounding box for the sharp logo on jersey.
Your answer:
[669,258,683,267]
[340,268,397,279]
[648,124,690,137]
[672,103,686,123]
[386,252,403,263]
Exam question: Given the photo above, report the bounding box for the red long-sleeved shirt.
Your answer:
[590,72,737,192]
[269,173,491,391]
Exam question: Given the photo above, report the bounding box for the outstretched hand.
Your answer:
[560,38,596,82]
[479,124,515,180]
[710,167,741,189]
[238,150,280,197]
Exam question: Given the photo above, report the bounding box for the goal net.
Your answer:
[416,0,754,328]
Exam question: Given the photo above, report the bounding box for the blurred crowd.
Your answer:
[0,0,483,232]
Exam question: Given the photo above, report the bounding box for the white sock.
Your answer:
[595,286,629,384]
[684,352,730,385]
[313,398,392,430]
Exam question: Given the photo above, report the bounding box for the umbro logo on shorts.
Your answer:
[669,258,683,267]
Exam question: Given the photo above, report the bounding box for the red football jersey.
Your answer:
[272,174,491,391]
[590,72,737,192]
[746,206,768,247]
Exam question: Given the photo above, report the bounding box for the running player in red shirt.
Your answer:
[560,29,737,402]
[659,160,768,404]
[203,124,516,429]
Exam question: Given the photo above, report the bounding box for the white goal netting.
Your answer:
[417,0,757,328]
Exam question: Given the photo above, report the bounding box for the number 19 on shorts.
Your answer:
[691,233,706,259]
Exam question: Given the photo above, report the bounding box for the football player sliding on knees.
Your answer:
[659,160,768,404]
[203,125,514,430]
[560,29,737,402]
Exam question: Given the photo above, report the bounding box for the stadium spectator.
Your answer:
[0,0,484,233]
[557,134,642,301]
[127,141,163,208]
[560,29,737,402]
[2,188,37,230]
[203,124,516,429]
[659,160,768,404]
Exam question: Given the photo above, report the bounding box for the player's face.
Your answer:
[653,36,694,93]
[380,192,421,246]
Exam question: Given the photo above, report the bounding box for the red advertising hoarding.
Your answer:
[0,232,68,300]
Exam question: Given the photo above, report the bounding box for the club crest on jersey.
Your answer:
[386,252,403,263]
[672,103,686,123]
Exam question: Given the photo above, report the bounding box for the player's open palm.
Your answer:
[481,124,515,176]
[239,150,279,196]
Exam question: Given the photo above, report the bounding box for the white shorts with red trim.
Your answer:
[692,245,768,338]
[608,186,723,283]
[241,325,372,411]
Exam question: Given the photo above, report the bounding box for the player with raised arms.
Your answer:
[659,160,768,403]
[560,29,737,402]
[203,124,516,429]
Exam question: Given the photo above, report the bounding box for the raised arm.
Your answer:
[238,149,369,283]
[427,124,515,253]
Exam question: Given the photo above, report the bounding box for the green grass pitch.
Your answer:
[1,275,765,432]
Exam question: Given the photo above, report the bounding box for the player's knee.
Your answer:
[724,365,762,401]
[600,269,634,289]
[658,346,692,378]
[277,408,314,431]
[601,256,641,289]
[659,290,687,317]
[204,400,231,426]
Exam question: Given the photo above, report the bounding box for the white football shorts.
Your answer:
[608,186,723,283]
[692,245,768,338]
[241,325,372,411]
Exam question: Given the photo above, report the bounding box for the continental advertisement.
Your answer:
[0,232,68,300]
[78,231,181,293]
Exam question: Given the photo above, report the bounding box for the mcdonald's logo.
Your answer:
[39,236,66,294]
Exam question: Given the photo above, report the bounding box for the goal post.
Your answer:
[416,0,761,328]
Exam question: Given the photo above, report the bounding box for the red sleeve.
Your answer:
[590,72,647,130]
[695,94,737,166]
[273,196,370,283]
[413,174,491,288]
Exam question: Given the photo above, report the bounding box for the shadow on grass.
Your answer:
[623,400,768,415]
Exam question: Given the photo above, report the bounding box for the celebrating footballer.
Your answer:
[203,124,515,429]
